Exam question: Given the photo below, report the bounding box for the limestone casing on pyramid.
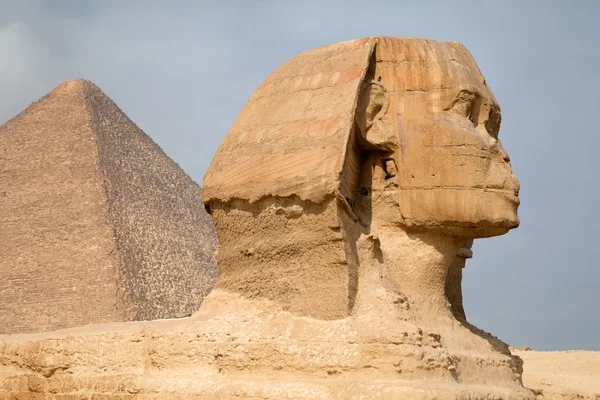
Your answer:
[0,80,218,334]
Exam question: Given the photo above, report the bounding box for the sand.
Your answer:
[517,349,600,399]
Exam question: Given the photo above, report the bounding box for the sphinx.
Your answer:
[203,36,519,321]
[0,37,532,399]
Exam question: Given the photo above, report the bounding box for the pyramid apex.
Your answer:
[33,79,92,101]
[50,78,98,94]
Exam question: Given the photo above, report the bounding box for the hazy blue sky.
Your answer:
[1,1,598,351]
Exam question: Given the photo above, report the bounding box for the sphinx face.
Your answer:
[361,39,520,237]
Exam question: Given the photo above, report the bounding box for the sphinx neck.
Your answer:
[358,224,466,319]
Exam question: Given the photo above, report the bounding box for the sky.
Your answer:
[1,0,598,351]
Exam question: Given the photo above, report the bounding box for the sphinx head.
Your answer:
[352,38,519,238]
[203,37,520,318]
[199,40,526,390]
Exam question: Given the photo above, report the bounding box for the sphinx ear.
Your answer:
[355,81,397,152]
[355,81,389,136]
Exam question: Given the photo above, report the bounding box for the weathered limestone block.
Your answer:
[0,80,218,334]
[0,37,532,399]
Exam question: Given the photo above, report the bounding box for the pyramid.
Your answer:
[0,80,218,334]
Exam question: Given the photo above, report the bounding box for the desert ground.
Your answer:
[516,349,600,399]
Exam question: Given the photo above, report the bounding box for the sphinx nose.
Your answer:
[507,176,520,196]
[488,141,514,173]
[486,160,520,192]
[494,145,511,165]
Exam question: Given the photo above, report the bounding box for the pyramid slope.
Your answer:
[0,80,217,333]
[0,80,131,333]
[83,81,218,320]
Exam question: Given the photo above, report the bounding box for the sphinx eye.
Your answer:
[445,90,478,126]
[485,106,501,139]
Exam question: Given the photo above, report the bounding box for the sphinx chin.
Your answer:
[449,215,521,239]
[476,201,521,237]
[395,204,521,239]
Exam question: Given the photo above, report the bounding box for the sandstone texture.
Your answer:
[0,37,554,399]
[1,319,597,399]
[0,80,218,334]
